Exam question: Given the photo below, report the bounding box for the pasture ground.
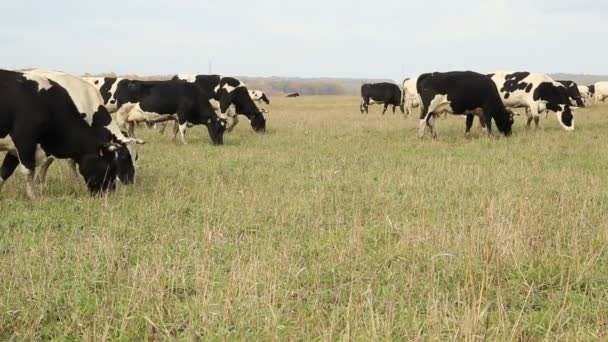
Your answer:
[1,96,608,340]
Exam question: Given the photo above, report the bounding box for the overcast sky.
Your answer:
[2,0,607,79]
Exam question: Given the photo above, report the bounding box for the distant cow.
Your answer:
[0,70,137,198]
[557,80,585,107]
[360,83,404,115]
[113,79,227,145]
[401,78,421,116]
[417,71,513,139]
[593,82,608,103]
[249,90,270,104]
[286,92,300,98]
[490,72,575,131]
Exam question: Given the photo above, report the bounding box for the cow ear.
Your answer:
[135,139,146,145]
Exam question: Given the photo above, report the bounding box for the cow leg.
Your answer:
[226,115,239,133]
[465,114,475,138]
[534,115,540,129]
[483,115,493,137]
[528,106,540,130]
[0,154,20,193]
[67,159,79,179]
[392,105,396,114]
[158,122,168,135]
[427,114,438,139]
[524,107,534,129]
[127,121,136,138]
[418,104,430,139]
[382,104,388,115]
[171,120,179,143]
[36,157,54,184]
[10,135,40,199]
[360,98,365,114]
[178,122,188,145]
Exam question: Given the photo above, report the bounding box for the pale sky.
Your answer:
[2,0,607,79]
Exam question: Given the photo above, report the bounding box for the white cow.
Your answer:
[401,78,421,117]
[594,82,608,104]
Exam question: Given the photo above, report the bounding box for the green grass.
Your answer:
[1,96,608,340]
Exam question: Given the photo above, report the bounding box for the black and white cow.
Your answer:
[401,78,421,116]
[0,70,135,198]
[360,83,404,115]
[417,71,514,139]
[490,72,575,131]
[593,82,608,103]
[33,70,143,185]
[174,74,267,133]
[557,80,585,107]
[113,79,227,145]
[249,90,270,105]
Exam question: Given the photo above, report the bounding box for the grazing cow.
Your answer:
[360,83,404,115]
[249,90,270,105]
[31,70,143,185]
[113,79,227,145]
[83,77,124,112]
[417,71,514,139]
[557,80,585,107]
[490,72,575,131]
[593,82,608,103]
[286,92,300,98]
[0,69,132,198]
[174,74,267,133]
[401,78,421,116]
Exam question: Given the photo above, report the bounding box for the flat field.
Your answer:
[1,96,608,340]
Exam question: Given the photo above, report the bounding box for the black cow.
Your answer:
[286,92,300,98]
[557,80,585,107]
[417,71,514,139]
[360,83,404,115]
[113,79,227,145]
[0,70,127,198]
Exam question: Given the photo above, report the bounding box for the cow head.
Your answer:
[206,117,227,145]
[219,87,267,133]
[79,143,120,195]
[249,111,266,133]
[552,104,575,131]
[115,144,136,184]
[259,93,270,105]
[494,108,514,136]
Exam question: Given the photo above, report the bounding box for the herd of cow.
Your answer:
[361,71,607,138]
[0,69,271,199]
[1,68,606,200]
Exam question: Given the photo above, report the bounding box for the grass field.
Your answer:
[1,96,608,340]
